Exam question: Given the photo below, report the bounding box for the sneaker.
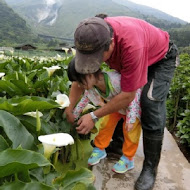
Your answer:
[112,155,134,174]
[88,147,107,166]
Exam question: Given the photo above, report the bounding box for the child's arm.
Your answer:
[125,88,142,131]
[64,82,84,123]
[73,91,90,120]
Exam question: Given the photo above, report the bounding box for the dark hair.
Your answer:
[95,13,113,51]
[67,58,102,85]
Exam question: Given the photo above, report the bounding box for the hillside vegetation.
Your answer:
[2,0,190,48]
[0,0,35,46]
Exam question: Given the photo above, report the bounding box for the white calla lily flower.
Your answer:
[82,104,96,113]
[55,94,70,109]
[0,72,5,78]
[24,111,43,118]
[62,47,69,54]
[12,103,18,106]
[56,54,62,61]
[38,133,74,159]
[43,66,61,76]
[71,48,76,55]
[51,90,61,98]
[0,54,4,60]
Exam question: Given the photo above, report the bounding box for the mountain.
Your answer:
[4,0,187,40]
[0,0,36,46]
[112,0,186,24]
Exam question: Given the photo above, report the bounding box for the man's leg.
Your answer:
[135,42,178,190]
[105,118,124,157]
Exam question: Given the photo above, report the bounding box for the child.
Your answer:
[67,58,141,174]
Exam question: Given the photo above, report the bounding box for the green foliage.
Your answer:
[0,135,9,151]
[4,0,188,47]
[0,110,35,149]
[169,24,190,48]
[54,168,95,190]
[167,53,190,146]
[0,149,51,179]
[0,181,55,190]
[0,97,59,115]
[0,0,35,46]
[0,55,95,189]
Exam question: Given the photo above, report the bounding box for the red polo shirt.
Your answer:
[105,16,169,92]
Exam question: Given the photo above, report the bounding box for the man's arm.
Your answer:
[76,91,136,134]
[64,82,84,123]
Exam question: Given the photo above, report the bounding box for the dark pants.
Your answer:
[108,42,178,156]
[141,42,178,134]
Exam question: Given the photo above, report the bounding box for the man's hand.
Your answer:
[76,113,94,134]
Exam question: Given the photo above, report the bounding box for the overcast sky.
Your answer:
[129,0,190,23]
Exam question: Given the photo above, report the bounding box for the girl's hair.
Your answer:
[67,58,102,85]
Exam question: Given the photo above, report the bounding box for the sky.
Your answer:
[129,0,190,23]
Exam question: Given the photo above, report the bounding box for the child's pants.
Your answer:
[94,112,141,160]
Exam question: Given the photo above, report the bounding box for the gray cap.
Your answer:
[74,17,110,74]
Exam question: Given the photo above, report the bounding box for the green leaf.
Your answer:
[17,169,31,183]
[19,115,55,136]
[36,110,41,132]
[0,80,23,96]
[55,168,95,190]
[0,149,51,178]
[0,135,9,151]
[71,182,96,190]
[0,96,59,115]
[181,134,189,139]
[11,80,35,95]
[0,181,55,190]
[0,110,34,149]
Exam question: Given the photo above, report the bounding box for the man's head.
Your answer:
[74,17,113,74]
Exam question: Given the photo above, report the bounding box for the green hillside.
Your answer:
[3,0,190,48]
[0,0,35,46]
[4,0,187,39]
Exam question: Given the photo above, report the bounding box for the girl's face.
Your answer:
[79,74,96,90]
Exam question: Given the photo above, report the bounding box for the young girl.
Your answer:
[67,58,142,174]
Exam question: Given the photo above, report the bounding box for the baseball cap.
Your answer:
[74,17,110,74]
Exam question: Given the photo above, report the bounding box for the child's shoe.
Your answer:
[88,147,107,166]
[112,155,134,174]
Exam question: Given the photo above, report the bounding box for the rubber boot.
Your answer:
[135,131,163,190]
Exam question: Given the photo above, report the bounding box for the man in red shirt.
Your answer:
[65,15,178,190]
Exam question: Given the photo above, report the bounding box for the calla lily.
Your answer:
[82,103,96,113]
[71,48,76,55]
[51,90,61,98]
[9,49,14,55]
[43,66,61,76]
[55,94,70,109]
[12,103,18,106]
[24,111,43,118]
[0,72,5,78]
[38,133,74,159]
[62,47,69,54]
[0,54,4,60]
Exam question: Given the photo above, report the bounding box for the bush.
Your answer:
[167,53,190,146]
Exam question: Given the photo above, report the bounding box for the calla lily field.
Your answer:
[0,53,96,190]
[0,49,190,189]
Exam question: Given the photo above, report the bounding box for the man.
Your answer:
[65,15,178,190]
